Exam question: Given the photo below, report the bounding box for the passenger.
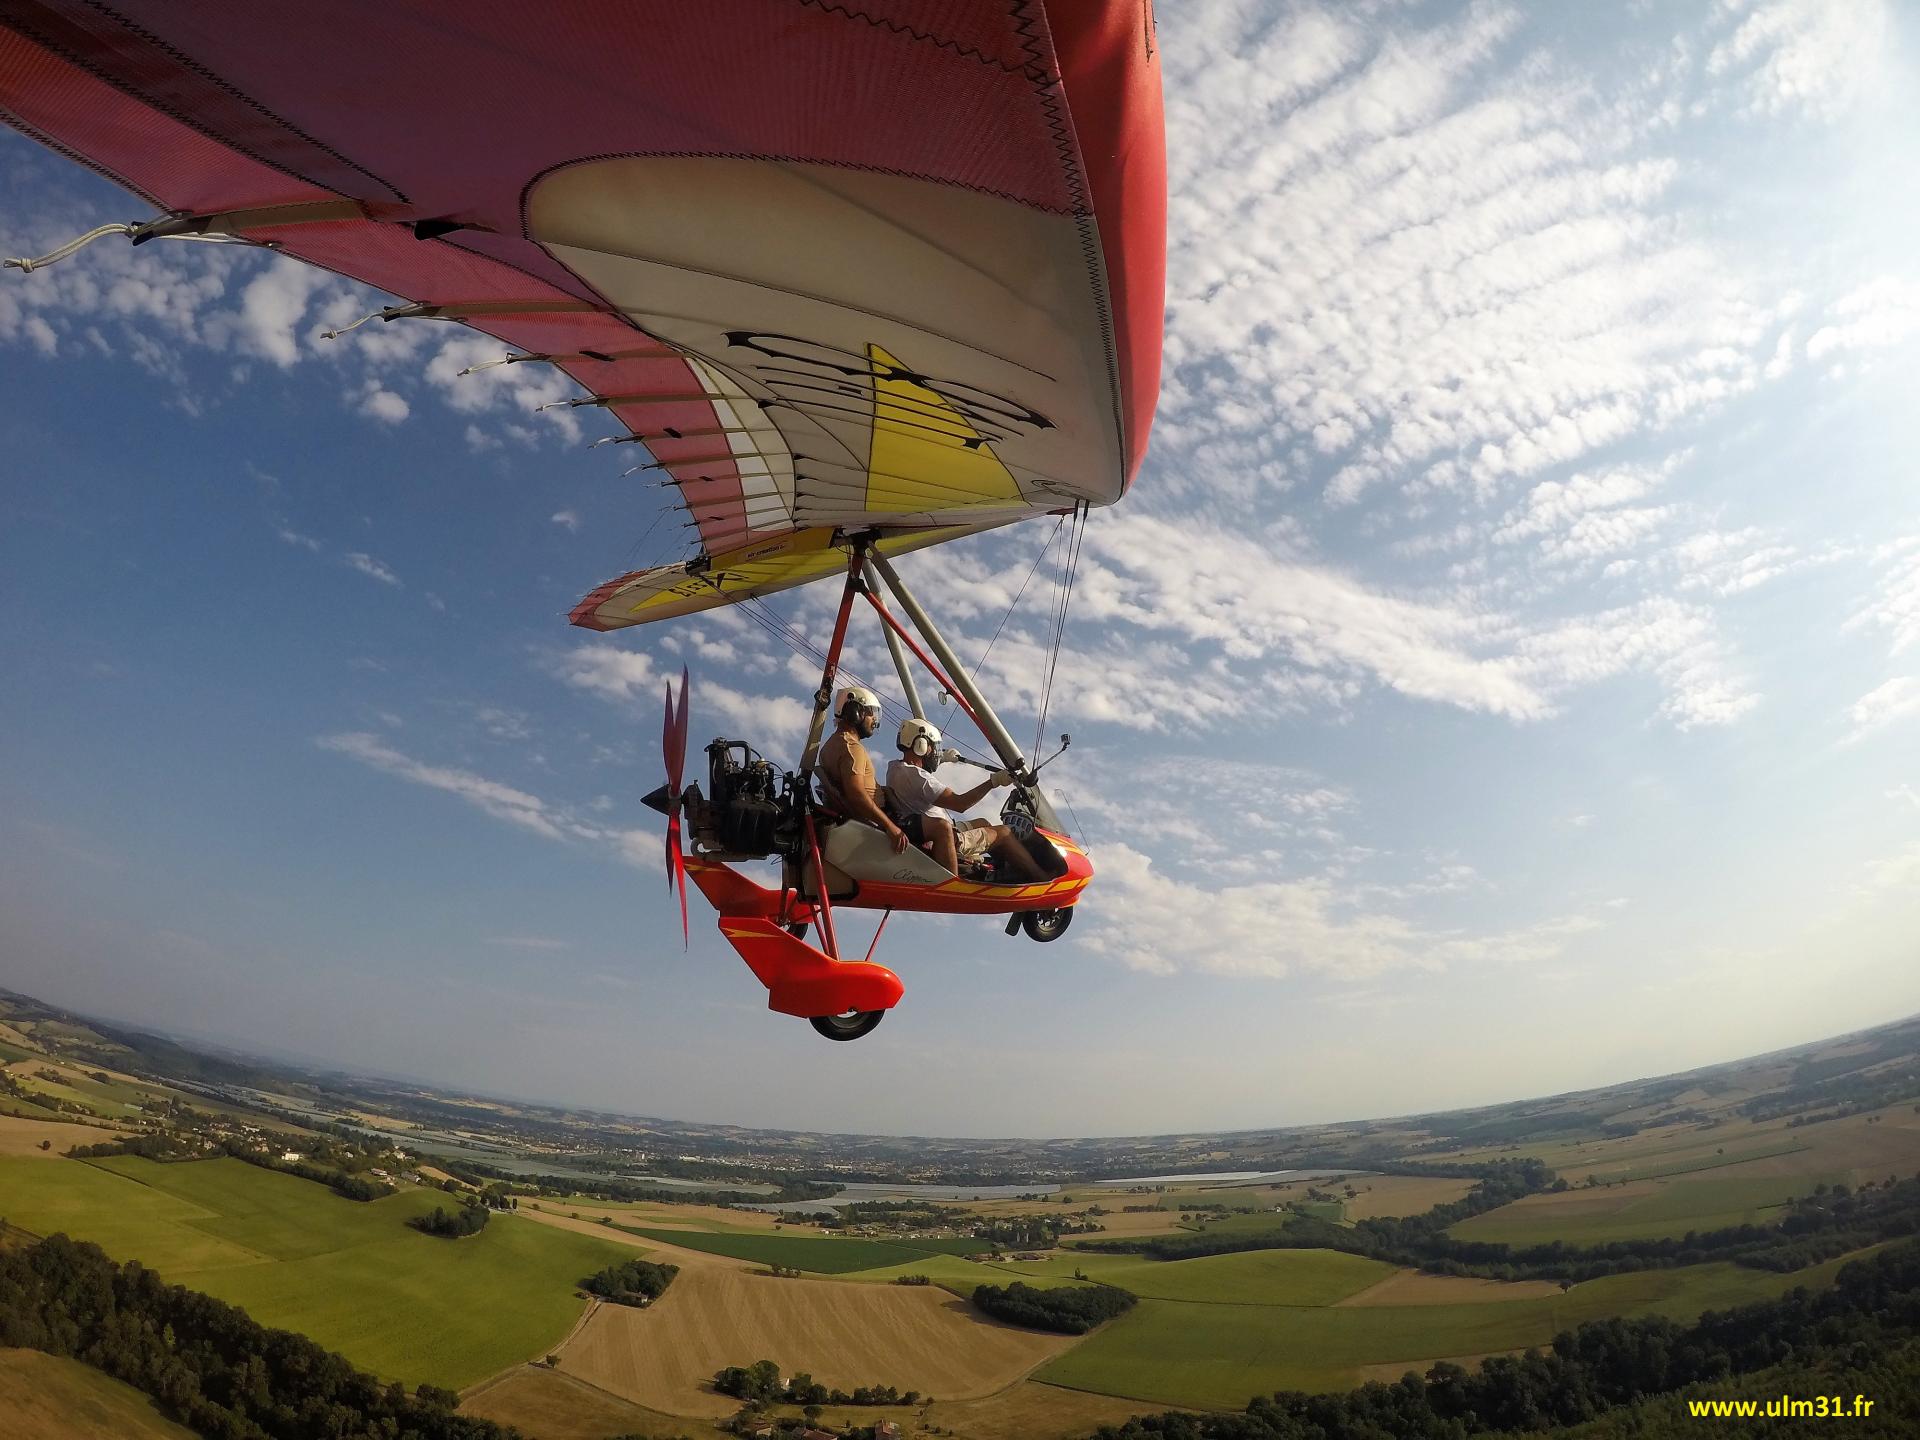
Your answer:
[886,719,1049,881]
[817,685,909,852]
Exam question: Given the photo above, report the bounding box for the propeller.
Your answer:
[648,666,691,945]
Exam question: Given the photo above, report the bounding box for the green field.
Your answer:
[1451,1174,1831,1247]
[841,1251,1087,1292]
[0,1157,634,1389]
[1606,1141,1811,1182]
[627,1224,989,1272]
[840,1243,1398,1313]
[1036,1251,1867,1409]
[997,1248,1394,1305]
[10,1075,139,1119]
[1160,1210,1304,1239]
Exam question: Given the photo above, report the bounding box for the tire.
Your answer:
[809,1010,884,1042]
[786,921,809,939]
[1020,908,1073,943]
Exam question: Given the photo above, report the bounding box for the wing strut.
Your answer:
[867,551,1064,834]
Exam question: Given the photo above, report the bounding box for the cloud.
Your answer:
[275,525,322,552]
[316,731,661,872]
[233,262,327,367]
[1705,0,1892,123]
[552,509,581,532]
[554,642,813,754]
[1859,840,1920,895]
[343,552,400,587]
[1847,538,1920,656]
[358,385,410,424]
[1081,841,1604,982]
[1804,278,1920,369]
[317,732,564,841]
[474,706,534,742]
[1844,677,1920,743]
[0,176,580,446]
[1155,0,1787,516]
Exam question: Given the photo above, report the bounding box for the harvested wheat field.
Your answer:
[1341,1176,1475,1219]
[1336,1270,1561,1307]
[1077,1207,1189,1237]
[923,1380,1151,1440]
[461,1363,690,1440]
[0,1115,126,1158]
[557,1264,1079,1417]
[0,1348,196,1440]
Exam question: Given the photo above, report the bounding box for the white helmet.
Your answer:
[897,717,942,758]
[833,685,881,724]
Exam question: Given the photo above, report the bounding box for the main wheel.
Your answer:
[786,920,809,939]
[1020,908,1073,943]
[809,1010,884,1042]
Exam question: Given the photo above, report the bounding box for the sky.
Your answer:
[3,0,1918,1139]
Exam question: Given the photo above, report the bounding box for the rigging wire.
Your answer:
[734,588,996,766]
[1033,502,1087,757]
[936,514,1064,730]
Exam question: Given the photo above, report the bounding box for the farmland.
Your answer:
[4,991,1918,1438]
[621,1223,993,1271]
[0,1155,632,1389]
[554,1261,1078,1416]
[1450,1172,1830,1246]
[994,1247,1396,1306]
[463,1365,696,1440]
[1033,1247,1873,1409]
[0,1113,128,1158]
[0,1348,197,1440]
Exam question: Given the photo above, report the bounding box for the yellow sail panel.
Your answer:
[865,343,1023,515]
[570,525,1000,632]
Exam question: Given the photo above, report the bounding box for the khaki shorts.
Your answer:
[902,812,992,861]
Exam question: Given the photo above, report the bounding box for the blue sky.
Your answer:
[3,0,1918,1137]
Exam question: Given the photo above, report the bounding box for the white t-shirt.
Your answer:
[884,758,949,819]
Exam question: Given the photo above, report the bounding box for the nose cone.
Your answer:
[1039,828,1095,897]
[1062,840,1095,890]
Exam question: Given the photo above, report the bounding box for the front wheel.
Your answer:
[809,1010,884,1042]
[1021,908,1073,943]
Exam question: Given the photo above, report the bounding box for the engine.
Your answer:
[692,738,790,858]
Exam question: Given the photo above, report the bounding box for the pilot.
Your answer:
[886,718,1049,881]
[817,685,909,853]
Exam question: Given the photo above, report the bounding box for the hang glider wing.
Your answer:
[0,1,1166,630]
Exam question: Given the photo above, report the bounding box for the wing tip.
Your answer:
[569,571,646,630]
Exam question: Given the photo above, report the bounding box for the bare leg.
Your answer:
[924,815,958,873]
[987,825,1048,881]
